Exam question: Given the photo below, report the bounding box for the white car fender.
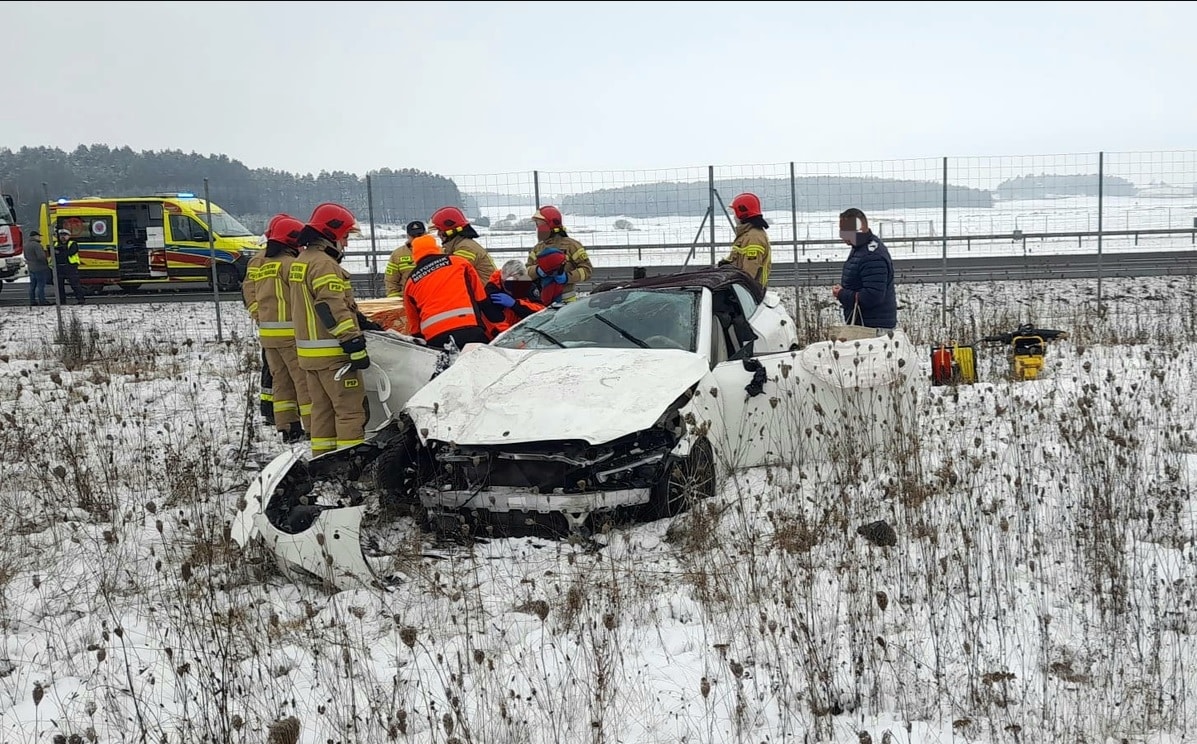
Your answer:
[231,448,304,548]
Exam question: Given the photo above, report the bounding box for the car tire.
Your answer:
[647,437,716,520]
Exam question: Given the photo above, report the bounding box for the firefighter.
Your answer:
[255,214,311,443]
[52,228,87,304]
[403,234,503,350]
[428,206,497,280]
[719,192,772,287]
[383,220,426,298]
[524,205,592,303]
[289,203,369,457]
[242,234,275,425]
[483,260,545,339]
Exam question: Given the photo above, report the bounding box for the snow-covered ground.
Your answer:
[0,275,1195,743]
[341,195,1197,277]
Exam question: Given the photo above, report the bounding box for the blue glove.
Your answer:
[553,272,568,284]
[490,292,515,308]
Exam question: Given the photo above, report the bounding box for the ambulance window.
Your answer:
[169,215,208,242]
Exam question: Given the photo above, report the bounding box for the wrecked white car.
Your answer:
[233,267,919,590]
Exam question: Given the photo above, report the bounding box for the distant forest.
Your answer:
[0,145,466,232]
[0,146,1156,231]
[559,177,994,218]
[994,174,1137,200]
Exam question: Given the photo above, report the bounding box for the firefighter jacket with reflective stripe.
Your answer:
[725,223,771,287]
[404,254,497,341]
[483,269,545,339]
[254,250,301,348]
[243,250,265,322]
[442,234,497,282]
[384,240,414,297]
[54,239,81,267]
[289,239,362,371]
[525,233,592,303]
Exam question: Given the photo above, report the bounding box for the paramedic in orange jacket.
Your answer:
[289,203,369,457]
[253,214,311,443]
[483,260,545,339]
[403,234,503,350]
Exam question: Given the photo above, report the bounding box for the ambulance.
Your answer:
[0,194,27,292]
[39,193,257,293]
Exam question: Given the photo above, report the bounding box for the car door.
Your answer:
[707,349,806,471]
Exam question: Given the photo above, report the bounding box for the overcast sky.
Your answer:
[7,1,1195,178]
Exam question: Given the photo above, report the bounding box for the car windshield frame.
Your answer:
[494,287,702,352]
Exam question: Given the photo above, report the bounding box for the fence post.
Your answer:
[43,182,64,337]
[204,178,224,343]
[533,171,541,210]
[708,165,716,266]
[1097,151,1104,308]
[366,174,379,298]
[790,161,799,310]
[941,157,948,328]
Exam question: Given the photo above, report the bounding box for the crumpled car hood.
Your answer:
[403,345,709,446]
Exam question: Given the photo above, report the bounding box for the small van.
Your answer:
[39,193,257,292]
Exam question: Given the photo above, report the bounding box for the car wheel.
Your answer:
[647,437,716,520]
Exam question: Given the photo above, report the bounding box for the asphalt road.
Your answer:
[3,250,1194,307]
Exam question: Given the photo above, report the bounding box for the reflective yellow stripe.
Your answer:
[737,244,766,258]
[297,347,346,358]
[273,400,298,413]
[454,249,477,261]
[311,437,337,453]
[274,277,288,322]
[386,290,403,298]
[299,403,313,416]
[246,267,260,281]
[349,349,367,361]
[248,302,259,313]
[337,438,365,449]
[572,248,589,261]
[330,318,357,336]
[312,274,349,292]
[260,392,274,402]
[259,327,295,338]
[385,259,412,275]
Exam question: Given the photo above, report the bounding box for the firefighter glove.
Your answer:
[355,311,384,332]
[340,335,371,370]
[490,292,516,308]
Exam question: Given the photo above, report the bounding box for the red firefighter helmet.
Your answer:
[731,193,762,221]
[306,203,360,243]
[430,206,469,234]
[532,205,564,229]
[265,214,304,247]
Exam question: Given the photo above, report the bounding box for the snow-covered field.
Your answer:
[0,275,1195,743]
[340,195,1197,278]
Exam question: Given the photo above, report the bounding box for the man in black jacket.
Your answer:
[52,228,87,305]
[832,208,897,330]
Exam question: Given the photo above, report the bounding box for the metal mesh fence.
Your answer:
[11,149,1197,342]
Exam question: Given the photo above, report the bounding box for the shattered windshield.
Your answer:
[495,288,700,352]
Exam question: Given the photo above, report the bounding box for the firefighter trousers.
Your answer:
[264,346,312,432]
[304,367,366,456]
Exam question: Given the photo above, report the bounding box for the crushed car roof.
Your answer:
[590,265,766,303]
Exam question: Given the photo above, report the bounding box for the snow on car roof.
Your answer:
[590,265,766,304]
